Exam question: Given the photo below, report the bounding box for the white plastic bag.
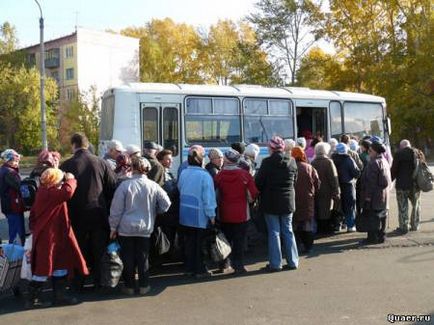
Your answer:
[20,235,32,281]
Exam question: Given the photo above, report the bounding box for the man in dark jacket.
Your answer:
[255,136,299,272]
[143,141,165,186]
[0,149,25,244]
[332,143,361,232]
[61,133,116,287]
[391,139,419,233]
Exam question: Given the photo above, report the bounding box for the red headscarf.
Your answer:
[291,147,307,163]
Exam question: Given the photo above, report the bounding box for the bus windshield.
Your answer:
[243,99,294,144]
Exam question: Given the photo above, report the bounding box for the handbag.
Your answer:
[413,159,433,192]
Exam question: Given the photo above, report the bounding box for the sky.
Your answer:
[1,0,258,48]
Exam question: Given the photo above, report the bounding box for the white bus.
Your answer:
[99,83,390,173]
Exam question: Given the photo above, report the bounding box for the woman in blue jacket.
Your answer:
[178,147,216,279]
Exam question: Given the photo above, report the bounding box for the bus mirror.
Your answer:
[387,117,392,135]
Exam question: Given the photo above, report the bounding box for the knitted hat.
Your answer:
[208,148,223,160]
[291,147,307,163]
[1,149,20,162]
[336,143,348,155]
[284,139,296,152]
[245,143,260,160]
[268,136,285,152]
[37,150,55,167]
[40,168,64,187]
[224,148,241,164]
[296,137,307,149]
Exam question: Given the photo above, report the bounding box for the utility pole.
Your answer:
[34,0,48,150]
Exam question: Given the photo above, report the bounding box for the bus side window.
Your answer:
[163,107,179,156]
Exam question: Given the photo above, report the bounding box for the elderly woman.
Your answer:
[109,156,171,295]
[0,149,25,245]
[291,147,320,254]
[28,168,88,308]
[332,143,361,232]
[360,142,391,244]
[284,139,296,157]
[214,149,259,274]
[255,136,299,272]
[243,143,260,176]
[205,148,224,178]
[178,148,217,278]
[311,142,341,234]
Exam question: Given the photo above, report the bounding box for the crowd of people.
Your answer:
[0,131,427,308]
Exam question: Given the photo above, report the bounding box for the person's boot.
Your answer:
[51,276,79,306]
[25,281,47,309]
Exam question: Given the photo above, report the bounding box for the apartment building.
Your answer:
[24,27,139,103]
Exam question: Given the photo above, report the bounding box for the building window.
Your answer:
[65,46,74,58]
[51,70,59,84]
[66,68,74,80]
[66,88,76,101]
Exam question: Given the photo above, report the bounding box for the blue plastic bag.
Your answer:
[1,244,25,262]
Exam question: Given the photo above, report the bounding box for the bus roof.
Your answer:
[105,82,385,103]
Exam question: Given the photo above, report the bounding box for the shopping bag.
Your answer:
[356,208,381,233]
[20,235,32,281]
[100,241,123,288]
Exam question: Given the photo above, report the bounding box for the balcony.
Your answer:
[45,48,60,68]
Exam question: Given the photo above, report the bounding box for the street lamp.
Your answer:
[34,0,48,150]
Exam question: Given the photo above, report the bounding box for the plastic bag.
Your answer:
[203,229,232,263]
[20,235,32,281]
[100,241,123,288]
[151,227,170,256]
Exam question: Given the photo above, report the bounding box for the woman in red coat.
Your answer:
[292,147,320,254]
[27,168,88,308]
[214,149,259,274]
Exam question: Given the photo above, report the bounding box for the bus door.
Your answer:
[295,100,329,139]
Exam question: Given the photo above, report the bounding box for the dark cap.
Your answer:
[143,141,159,150]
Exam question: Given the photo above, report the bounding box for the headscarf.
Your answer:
[296,137,307,149]
[336,143,348,155]
[291,147,307,163]
[1,149,20,162]
[208,148,223,160]
[188,144,205,156]
[244,143,260,160]
[268,136,285,152]
[40,168,64,188]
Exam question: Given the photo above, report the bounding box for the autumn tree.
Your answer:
[325,0,434,145]
[0,22,58,153]
[122,19,204,83]
[202,20,279,85]
[248,0,324,85]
